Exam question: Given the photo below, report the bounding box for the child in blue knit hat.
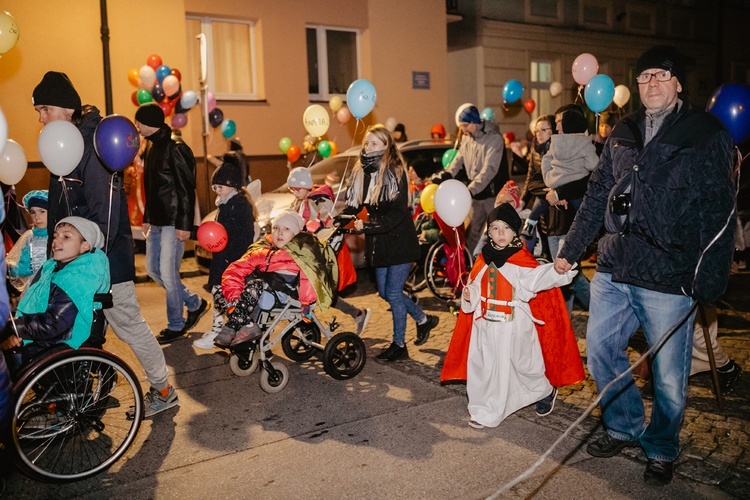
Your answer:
[7,190,50,292]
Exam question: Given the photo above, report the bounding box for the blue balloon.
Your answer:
[584,74,615,113]
[221,119,237,139]
[180,90,198,110]
[156,65,172,83]
[502,80,523,104]
[346,79,377,119]
[94,115,140,172]
[480,107,494,121]
[152,83,165,103]
[707,84,750,144]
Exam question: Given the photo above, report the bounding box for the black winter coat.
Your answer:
[208,194,255,287]
[142,126,196,231]
[559,102,735,302]
[47,106,135,284]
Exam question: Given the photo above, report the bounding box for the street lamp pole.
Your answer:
[99,0,113,115]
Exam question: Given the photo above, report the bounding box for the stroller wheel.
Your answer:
[281,322,321,362]
[229,347,260,376]
[259,362,289,393]
[323,332,366,380]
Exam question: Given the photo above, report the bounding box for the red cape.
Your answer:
[440,250,585,387]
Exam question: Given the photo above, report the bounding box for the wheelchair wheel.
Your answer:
[281,321,321,362]
[403,261,427,293]
[259,362,289,393]
[12,348,142,482]
[323,332,366,380]
[229,346,260,376]
[425,241,474,301]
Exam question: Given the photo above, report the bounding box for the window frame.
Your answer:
[307,24,361,101]
[525,0,564,25]
[578,0,613,29]
[186,15,258,101]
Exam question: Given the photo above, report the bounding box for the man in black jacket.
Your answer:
[554,46,735,485]
[136,104,207,344]
[32,71,179,418]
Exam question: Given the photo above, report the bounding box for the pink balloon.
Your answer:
[572,53,599,86]
[207,92,217,112]
[171,113,187,129]
[336,107,351,124]
[162,75,180,98]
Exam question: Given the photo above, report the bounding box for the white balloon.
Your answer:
[0,139,27,185]
[139,65,156,90]
[384,117,397,132]
[38,121,84,177]
[455,102,475,127]
[0,106,7,156]
[613,85,631,107]
[550,81,563,98]
[434,179,472,228]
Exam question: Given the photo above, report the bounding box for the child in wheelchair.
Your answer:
[212,210,337,348]
[1,217,110,376]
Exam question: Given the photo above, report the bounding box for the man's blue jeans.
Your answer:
[375,263,427,347]
[587,272,696,462]
[146,225,200,331]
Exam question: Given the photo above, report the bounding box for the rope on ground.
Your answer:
[486,300,698,499]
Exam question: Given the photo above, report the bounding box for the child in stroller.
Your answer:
[212,210,337,347]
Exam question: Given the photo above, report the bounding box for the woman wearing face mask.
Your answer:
[343,126,439,362]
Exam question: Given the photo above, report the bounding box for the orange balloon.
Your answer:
[286,145,301,163]
[127,68,140,87]
[523,99,536,114]
[328,141,338,157]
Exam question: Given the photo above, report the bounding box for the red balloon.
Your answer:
[131,90,140,106]
[158,100,175,117]
[523,99,536,113]
[171,68,182,81]
[147,54,162,71]
[286,145,301,163]
[197,221,228,253]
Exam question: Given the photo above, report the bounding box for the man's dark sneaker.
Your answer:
[415,315,439,346]
[385,343,409,362]
[643,459,673,486]
[717,360,742,395]
[535,387,557,416]
[586,434,638,458]
[157,328,186,344]
[185,298,209,331]
[376,343,398,360]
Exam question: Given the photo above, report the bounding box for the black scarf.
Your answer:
[481,236,523,268]
[360,149,384,173]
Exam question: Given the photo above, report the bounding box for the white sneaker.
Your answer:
[193,329,220,349]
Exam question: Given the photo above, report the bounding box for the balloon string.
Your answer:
[452,226,467,294]
[104,172,115,253]
[575,85,583,105]
[331,118,362,216]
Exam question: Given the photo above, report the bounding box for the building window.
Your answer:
[307,26,360,101]
[626,6,655,34]
[530,60,553,121]
[668,11,694,38]
[186,16,258,100]
[580,1,611,27]
[525,0,563,24]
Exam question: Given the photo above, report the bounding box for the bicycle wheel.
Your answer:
[12,348,143,482]
[426,242,473,301]
[403,261,427,293]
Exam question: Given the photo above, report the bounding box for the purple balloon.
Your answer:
[171,113,187,129]
[94,115,140,172]
[209,108,224,128]
[152,82,165,103]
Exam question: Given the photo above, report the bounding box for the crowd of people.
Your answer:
[1,44,746,489]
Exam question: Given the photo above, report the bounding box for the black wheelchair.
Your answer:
[4,293,144,483]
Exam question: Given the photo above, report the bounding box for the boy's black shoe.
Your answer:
[415,315,439,346]
[157,328,186,344]
[644,459,673,486]
[376,343,398,360]
[185,299,209,331]
[717,360,742,394]
[385,343,409,362]
[535,387,557,416]
[586,434,638,458]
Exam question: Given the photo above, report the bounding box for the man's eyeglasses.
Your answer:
[636,70,672,84]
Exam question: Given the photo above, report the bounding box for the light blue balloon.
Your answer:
[502,79,524,104]
[584,74,615,113]
[346,79,377,119]
[480,107,494,121]
[180,90,198,110]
